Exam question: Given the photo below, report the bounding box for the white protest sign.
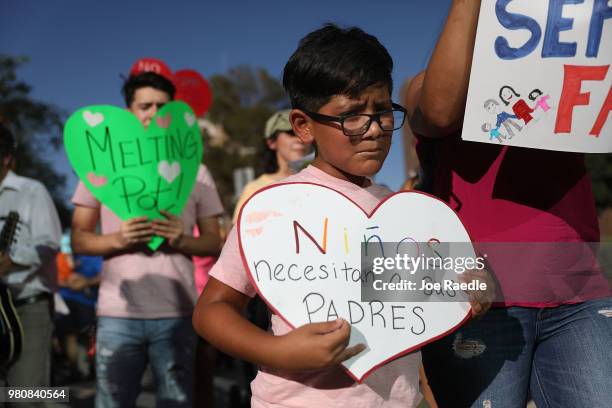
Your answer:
[462,0,611,152]
[238,183,474,381]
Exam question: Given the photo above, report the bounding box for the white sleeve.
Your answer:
[10,183,62,270]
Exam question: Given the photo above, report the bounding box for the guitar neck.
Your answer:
[0,212,19,255]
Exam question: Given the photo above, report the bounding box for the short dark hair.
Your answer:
[121,72,176,107]
[283,24,393,112]
[0,124,17,159]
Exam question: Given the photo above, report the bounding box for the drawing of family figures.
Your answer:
[482,86,553,143]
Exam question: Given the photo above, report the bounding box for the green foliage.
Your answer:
[204,66,288,212]
[208,66,287,145]
[586,154,612,212]
[0,55,70,228]
[202,143,251,214]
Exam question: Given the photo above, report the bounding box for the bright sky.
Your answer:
[1,0,450,200]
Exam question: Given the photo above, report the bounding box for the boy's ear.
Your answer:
[290,109,314,145]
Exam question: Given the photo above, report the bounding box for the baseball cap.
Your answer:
[264,109,292,139]
[129,57,174,83]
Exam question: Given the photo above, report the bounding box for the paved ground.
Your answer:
[50,362,247,408]
[49,369,538,408]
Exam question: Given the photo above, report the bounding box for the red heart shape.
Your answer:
[87,172,107,187]
[155,114,172,128]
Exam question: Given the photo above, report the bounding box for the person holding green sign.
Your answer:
[70,71,224,408]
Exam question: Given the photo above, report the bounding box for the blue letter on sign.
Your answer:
[587,0,612,57]
[495,0,542,59]
[542,0,583,58]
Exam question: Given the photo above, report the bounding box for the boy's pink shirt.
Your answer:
[71,164,224,318]
[210,165,422,408]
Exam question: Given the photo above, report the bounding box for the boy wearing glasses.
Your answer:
[192,25,423,407]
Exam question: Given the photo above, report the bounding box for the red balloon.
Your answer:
[129,57,174,82]
[173,69,213,117]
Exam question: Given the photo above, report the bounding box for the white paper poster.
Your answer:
[238,183,475,381]
[462,0,611,152]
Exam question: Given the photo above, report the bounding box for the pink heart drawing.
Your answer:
[87,172,108,187]
[156,114,172,128]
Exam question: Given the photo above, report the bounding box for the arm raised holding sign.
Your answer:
[407,0,481,137]
[405,0,492,321]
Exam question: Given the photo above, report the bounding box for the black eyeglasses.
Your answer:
[302,103,407,137]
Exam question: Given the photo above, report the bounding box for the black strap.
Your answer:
[14,292,52,307]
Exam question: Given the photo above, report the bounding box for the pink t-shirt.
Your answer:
[416,135,611,307]
[192,225,216,295]
[192,166,223,294]
[71,164,224,318]
[210,165,422,408]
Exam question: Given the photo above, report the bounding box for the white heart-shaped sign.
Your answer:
[83,111,104,127]
[158,160,181,184]
[238,183,474,382]
[184,112,196,127]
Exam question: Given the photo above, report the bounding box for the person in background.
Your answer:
[0,123,62,403]
[400,169,421,192]
[404,1,612,407]
[232,109,309,223]
[192,164,225,408]
[71,71,223,407]
[55,233,101,382]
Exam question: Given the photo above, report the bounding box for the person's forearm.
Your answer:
[71,229,122,256]
[1,258,29,275]
[195,300,285,368]
[8,246,41,270]
[87,275,101,287]
[420,0,481,134]
[174,234,221,257]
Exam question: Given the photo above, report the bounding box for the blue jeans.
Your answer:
[95,316,195,408]
[422,297,612,408]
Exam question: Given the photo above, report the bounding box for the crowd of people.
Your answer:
[1,1,611,407]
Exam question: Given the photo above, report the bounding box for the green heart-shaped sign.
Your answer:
[64,101,203,250]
